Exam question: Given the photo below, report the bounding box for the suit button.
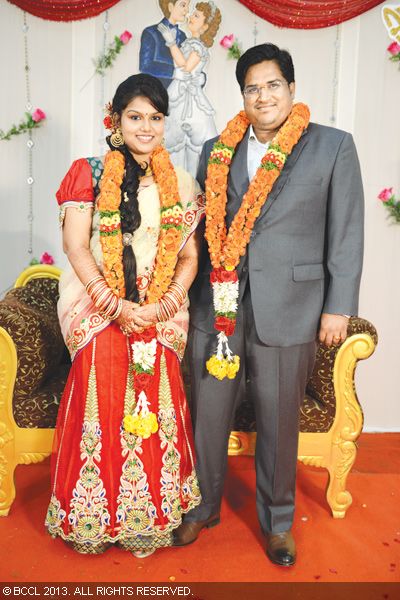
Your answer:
[242,266,248,272]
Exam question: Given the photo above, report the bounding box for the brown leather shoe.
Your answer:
[265,530,296,567]
[173,514,220,546]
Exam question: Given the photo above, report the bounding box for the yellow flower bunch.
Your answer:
[100,212,120,227]
[206,354,240,380]
[123,412,158,439]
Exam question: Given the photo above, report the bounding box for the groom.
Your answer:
[175,43,364,566]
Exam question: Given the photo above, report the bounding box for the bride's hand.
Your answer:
[157,23,177,47]
[117,300,148,335]
[116,300,137,335]
[132,304,158,326]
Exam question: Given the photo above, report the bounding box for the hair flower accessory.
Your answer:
[103,115,113,130]
[103,102,114,130]
[377,187,400,223]
[0,108,46,141]
[220,34,242,60]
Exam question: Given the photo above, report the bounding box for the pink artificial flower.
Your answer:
[378,187,393,202]
[40,252,55,265]
[387,41,400,56]
[220,34,234,49]
[119,30,132,45]
[32,108,46,123]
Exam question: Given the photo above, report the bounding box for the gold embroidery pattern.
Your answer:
[67,339,111,547]
[155,322,187,361]
[45,378,75,535]
[45,495,66,534]
[59,201,94,228]
[179,193,205,250]
[158,349,182,524]
[45,342,202,553]
[66,312,108,361]
[182,471,201,508]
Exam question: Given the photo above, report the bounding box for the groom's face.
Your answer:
[243,60,295,140]
[168,0,189,23]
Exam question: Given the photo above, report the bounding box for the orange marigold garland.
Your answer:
[97,150,126,297]
[97,146,183,303]
[147,145,184,303]
[97,145,183,437]
[205,103,310,380]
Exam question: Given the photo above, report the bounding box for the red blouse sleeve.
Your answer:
[56,158,94,206]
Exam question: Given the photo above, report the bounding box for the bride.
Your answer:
[158,1,222,176]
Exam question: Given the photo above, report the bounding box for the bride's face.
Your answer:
[118,95,165,162]
[188,9,209,36]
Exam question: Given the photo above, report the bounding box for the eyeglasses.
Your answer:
[243,80,288,98]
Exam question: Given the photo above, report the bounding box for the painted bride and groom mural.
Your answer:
[139,0,222,175]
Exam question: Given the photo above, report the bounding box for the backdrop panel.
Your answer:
[8,0,384,28]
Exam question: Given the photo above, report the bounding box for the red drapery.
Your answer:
[238,0,384,29]
[8,0,383,27]
[7,0,121,21]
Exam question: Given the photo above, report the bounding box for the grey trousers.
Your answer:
[185,285,316,534]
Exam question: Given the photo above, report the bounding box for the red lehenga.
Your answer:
[45,156,204,554]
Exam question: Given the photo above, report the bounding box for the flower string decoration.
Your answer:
[387,41,400,65]
[80,31,133,91]
[205,103,310,380]
[95,30,132,75]
[123,335,159,438]
[0,108,46,141]
[220,34,242,60]
[378,187,400,223]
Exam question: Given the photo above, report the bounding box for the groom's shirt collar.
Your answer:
[247,125,270,181]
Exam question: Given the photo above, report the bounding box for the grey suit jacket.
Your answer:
[189,122,364,347]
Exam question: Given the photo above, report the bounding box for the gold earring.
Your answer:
[110,127,124,148]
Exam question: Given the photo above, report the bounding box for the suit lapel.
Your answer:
[255,128,310,226]
[225,124,310,229]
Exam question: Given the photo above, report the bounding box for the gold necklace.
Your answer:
[138,161,153,178]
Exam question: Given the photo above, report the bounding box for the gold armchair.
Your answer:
[228,318,378,518]
[0,265,69,516]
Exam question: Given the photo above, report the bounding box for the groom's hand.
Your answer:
[319,313,349,347]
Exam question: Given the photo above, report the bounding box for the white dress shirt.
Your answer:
[247,124,270,181]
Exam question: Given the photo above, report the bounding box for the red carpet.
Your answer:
[0,433,399,583]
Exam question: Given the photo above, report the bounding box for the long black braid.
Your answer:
[107,74,169,302]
